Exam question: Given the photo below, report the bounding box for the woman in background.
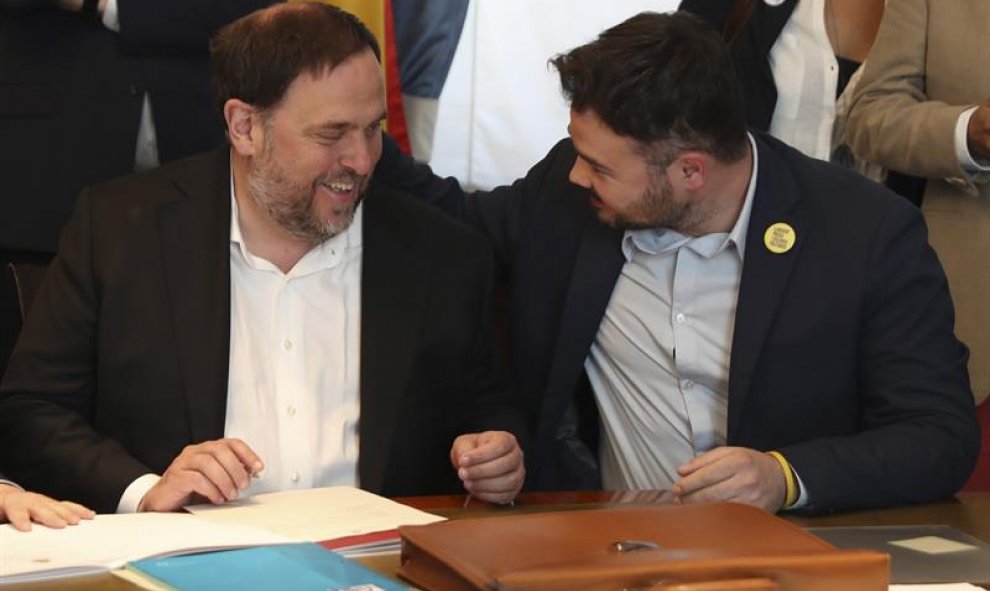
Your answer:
[679,0,922,202]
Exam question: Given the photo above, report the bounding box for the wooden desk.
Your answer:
[9,492,990,590]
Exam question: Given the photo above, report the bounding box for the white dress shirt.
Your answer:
[117,175,363,511]
[956,108,990,183]
[768,0,838,160]
[225,191,363,497]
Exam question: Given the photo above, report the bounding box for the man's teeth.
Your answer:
[324,181,354,192]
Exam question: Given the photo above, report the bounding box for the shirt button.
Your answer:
[675,313,686,324]
[282,338,293,351]
[683,379,695,390]
[287,405,296,417]
[290,471,300,483]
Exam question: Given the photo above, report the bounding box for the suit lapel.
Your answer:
[358,184,429,492]
[727,137,806,437]
[538,212,623,444]
[156,148,232,443]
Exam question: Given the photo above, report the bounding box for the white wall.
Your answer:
[430,0,680,189]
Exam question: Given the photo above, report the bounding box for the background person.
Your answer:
[846,0,990,408]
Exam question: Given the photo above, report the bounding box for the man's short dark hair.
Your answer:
[210,2,381,122]
[552,11,747,164]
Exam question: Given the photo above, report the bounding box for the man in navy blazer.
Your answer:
[375,11,979,513]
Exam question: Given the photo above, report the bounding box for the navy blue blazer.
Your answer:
[376,132,979,513]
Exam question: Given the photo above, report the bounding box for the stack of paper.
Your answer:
[186,486,446,557]
[0,513,290,585]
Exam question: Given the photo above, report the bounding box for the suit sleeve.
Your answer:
[845,0,969,181]
[456,243,530,451]
[375,132,580,276]
[115,0,276,53]
[0,191,151,514]
[782,200,979,512]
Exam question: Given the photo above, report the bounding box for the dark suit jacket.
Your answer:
[0,148,526,513]
[375,132,979,513]
[0,1,273,253]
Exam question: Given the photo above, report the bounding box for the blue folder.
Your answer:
[127,542,408,591]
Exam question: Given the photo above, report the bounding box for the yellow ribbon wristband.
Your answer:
[767,451,798,509]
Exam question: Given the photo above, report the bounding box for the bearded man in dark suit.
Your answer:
[0,3,526,514]
[375,11,979,514]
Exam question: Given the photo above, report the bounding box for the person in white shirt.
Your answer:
[0,3,526,515]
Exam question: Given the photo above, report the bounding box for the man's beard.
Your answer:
[248,139,367,246]
[598,174,712,235]
[597,173,679,231]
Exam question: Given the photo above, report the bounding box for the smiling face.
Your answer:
[246,48,385,245]
[567,108,693,232]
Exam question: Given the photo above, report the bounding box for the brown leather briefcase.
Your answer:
[397,503,888,591]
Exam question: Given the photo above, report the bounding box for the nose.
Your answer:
[340,133,379,176]
[569,157,592,188]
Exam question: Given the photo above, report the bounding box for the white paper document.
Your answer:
[186,486,445,543]
[0,513,290,585]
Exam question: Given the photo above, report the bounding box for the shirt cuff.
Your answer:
[101,0,120,32]
[0,480,23,492]
[116,473,160,513]
[788,466,809,509]
[955,107,990,176]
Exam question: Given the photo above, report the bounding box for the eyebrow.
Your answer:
[304,122,350,136]
[574,147,613,175]
[303,112,388,136]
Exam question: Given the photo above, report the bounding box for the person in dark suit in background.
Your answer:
[0,3,526,515]
[0,0,276,255]
[0,478,93,531]
[375,11,978,513]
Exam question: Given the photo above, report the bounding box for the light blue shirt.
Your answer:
[586,135,757,491]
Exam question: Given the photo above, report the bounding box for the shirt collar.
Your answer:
[229,166,363,275]
[622,133,759,262]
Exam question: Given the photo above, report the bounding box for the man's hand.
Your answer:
[139,438,264,512]
[0,484,95,532]
[450,431,524,505]
[672,447,787,513]
[967,99,990,162]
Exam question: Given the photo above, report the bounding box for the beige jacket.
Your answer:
[847,0,990,404]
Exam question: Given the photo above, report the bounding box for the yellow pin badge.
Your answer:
[764,222,796,254]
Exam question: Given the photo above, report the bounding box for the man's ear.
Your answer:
[672,151,708,191]
[224,99,264,157]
